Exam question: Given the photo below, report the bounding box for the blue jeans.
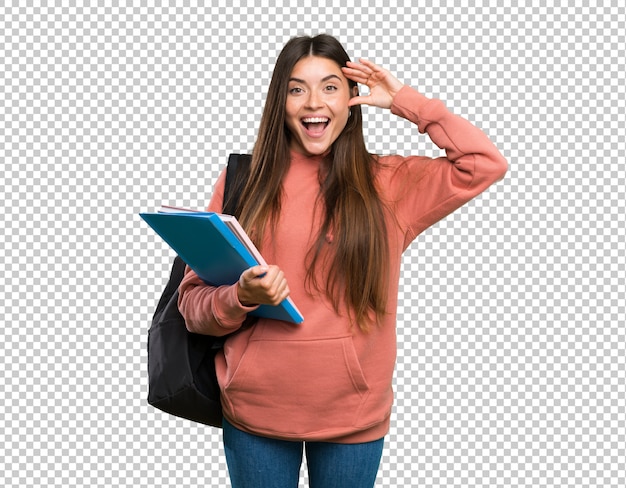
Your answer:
[223,418,384,488]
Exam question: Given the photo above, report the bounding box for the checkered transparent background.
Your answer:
[1,3,624,487]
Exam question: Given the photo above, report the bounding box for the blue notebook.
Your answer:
[140,209,304,324]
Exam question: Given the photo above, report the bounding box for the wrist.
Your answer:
[236,282,258,308]
[389,82,406,102]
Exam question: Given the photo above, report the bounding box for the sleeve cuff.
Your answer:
[211,283,259,330]
[390,85,446,132]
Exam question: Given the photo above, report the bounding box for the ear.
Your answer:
[351,85,359,97]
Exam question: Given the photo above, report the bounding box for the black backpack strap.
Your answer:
[152,254,187,323]
[223,153,252,216]
[223,153,257,331]
[224,153,240,206]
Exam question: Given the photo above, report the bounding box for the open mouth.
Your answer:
[301,116,330,136]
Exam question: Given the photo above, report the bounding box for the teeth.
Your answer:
[302,117,329,124]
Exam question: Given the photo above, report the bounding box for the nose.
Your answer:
[305,90,323,109]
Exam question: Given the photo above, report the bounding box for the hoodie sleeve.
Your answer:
[177,169,259,336]
[385,86,508,248]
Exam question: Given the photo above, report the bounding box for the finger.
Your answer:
[259,265,287,290]
[269,280,290,305]
[342,67,370,85]
[344,60,372,73]
[343,61,372,75]
[261,271,290,304]
[346,59,377,77]
[357,58,383,73]
[241,265,269,283]
[348,58,377,71]
[347,95,371,107]
[341,66,362,76]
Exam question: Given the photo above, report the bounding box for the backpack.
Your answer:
[147,154,251,427]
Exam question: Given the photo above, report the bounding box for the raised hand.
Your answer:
[342,58,405,110]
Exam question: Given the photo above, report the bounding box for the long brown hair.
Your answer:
[235,34,390,330]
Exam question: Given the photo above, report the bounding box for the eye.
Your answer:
[325,85,338,92]
[289,86,303,95]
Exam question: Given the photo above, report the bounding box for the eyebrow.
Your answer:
[288,74,342,84]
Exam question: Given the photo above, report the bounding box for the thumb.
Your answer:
[347,96,368,107]
[241,265,269,283]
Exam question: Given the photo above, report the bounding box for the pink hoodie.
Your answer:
[178,86,507,443]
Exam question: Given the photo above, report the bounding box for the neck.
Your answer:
[290,148,331,161]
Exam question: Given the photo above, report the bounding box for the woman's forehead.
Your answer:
[290,56,345,81]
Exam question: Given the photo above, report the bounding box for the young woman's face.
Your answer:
[285,56,353,157]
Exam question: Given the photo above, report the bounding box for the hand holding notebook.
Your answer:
[140,206,304,324]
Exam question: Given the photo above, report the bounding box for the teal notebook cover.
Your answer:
[140,211,304,324]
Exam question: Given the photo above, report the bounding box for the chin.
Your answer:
[294,142,331,157]
[305,147,329,156]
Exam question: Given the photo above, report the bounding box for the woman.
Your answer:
[178,34,507,488]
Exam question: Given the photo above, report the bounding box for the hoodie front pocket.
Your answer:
[223,336,371,437]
